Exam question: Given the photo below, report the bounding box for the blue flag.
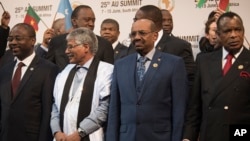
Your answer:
[57,0,72,30]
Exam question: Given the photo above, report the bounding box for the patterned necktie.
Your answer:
[137,56,148,81]
[223,53,234,76]
[12,62,25,97]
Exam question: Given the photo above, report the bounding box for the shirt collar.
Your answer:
[222,46,243,59]
[112,40,119,49]
[15,51,35,67]
[76,57,94,70]
[155,29,163,46]
[137,47,155,61]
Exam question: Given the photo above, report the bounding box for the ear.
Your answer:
[71,19,77,28]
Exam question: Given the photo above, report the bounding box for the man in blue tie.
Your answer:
[106,19,188,141]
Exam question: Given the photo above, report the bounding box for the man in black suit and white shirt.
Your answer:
[47,5,114,71]
[100,18,128,61]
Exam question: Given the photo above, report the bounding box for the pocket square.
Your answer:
[240,71,250,78]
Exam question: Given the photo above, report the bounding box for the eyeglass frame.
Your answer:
[129,30,155,38]
[7,36,34,42]
[66,43,83,50]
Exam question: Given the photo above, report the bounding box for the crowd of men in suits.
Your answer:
[0,3,250,141]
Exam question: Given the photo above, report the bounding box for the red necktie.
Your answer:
[223,53,233,76]
[12,62,25,97]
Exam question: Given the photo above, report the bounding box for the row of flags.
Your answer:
[24,0,72,31]
[24,0,230,32]
[197,0,230,11]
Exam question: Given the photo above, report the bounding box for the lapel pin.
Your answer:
[30,67,34,71]
[238,65,244,70]
[158,58,161,61]
[153,63,158,68]
[115,51,119,54]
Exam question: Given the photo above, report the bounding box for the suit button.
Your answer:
[136,102,141,106]
[208,107,212,110]
[224,106,229,110]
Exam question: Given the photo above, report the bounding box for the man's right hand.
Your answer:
[54,131,67,141]
[1,11,10,29]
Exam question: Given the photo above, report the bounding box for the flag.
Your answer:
[57,0,72,30]
[197,0,206,8]
[219,0,230,11]
[24,6,41,31]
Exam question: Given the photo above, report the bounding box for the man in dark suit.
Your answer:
[100,18,128,61]
[0,23,58,141]
[0,11,10,59]
[47,5,114,71]
[106,19,188,141]
[127,5,195,87]
[35,28,55,58]
[183,12,250,141]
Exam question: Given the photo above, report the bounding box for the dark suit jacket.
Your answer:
[34,43,48,58]
[114,42,127,61]
[184,47,250,141]
[46,33,114,71]
[0,55,58,141]
[106,50,189,141]
[0,49,13,69]
[0,26,9,58]
[127,33,195,87]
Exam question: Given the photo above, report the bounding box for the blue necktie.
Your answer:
[137,56,147,81]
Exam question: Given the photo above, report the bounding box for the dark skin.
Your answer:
[217,16,244,54]
[8,25,36,60]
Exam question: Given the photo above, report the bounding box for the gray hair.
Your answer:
[66,27,98,54]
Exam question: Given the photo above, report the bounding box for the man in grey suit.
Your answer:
[106,19,188,141]
[0,23,58,141]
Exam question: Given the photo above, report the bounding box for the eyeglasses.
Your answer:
[66,44,83,50]
[7,36,33,42]
[130,30,155,38]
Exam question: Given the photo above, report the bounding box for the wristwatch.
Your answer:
[78,128,87,138]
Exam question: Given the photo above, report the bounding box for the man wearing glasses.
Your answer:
[50,27,113,141]
[106,19,188,141]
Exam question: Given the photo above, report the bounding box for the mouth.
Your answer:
[228,41,240,47]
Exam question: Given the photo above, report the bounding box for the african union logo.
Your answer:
[158,0,175,11]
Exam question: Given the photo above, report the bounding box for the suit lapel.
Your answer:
[5,61,16,103]
[210,48,250,104]
[156,33,169,51]
[137,50,161,100]
[12,56,40,101]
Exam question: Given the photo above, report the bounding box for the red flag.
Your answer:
[24,6,41,31]
[219,0,229,11]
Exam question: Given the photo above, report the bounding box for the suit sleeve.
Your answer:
[39,65,59,141]
[0,26,9,58]
[105,64,120,141]
[46,37,56,64]
[183,55,202,141]
[171,58,189,141]
[100,40,114,64]
[182,42,196,89]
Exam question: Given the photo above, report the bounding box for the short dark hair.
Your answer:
[101,18,120,31]
[216,12,244,32]
[71,5,92,19]
[13,23,36,38]
[139,5,162,29]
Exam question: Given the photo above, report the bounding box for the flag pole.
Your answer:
[28,3,49,29]
[0,2,6,11]
[51,12,58,28]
